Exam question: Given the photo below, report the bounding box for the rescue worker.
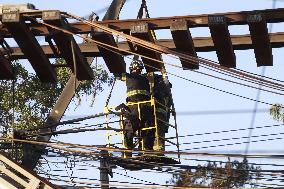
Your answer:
[115,60,155,154]
[153,74,173,151]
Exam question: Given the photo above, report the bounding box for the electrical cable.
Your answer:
[31,15,284,96]
[245,0,277,155]
[181,132,284,146]
[3,137,284,161]
[183,135,284,151]
[29,16,284,109]
[167,123,284,139]
[63,12,284,92]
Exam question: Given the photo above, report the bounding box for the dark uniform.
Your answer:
[125,72,155,151]
[116,62,155,152]
[153,74,173,151]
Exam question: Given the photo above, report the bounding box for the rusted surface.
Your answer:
[170,20,198,70]
[1,8,284,37]
[42,10,93,80]
[6,32,284,60]
[130,22,162,72]
[2,12,57,82]
[247,13,273,66]
[208,15,236,68]
[92,29,126,74]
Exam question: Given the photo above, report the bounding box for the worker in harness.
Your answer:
[153,74,173,151]
[115,60,155,155]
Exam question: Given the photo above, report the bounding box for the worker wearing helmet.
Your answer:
[116,60,155,155]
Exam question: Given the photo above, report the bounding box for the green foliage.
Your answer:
[168,158,261,188]
[0,58,112,132]
[270,103,284,123]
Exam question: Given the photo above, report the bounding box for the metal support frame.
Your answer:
[208,15,236,68]
[130,22,162,72]
[42,10,94,80]
[1,8,283,37]
[92,29,126,74]
[170,19,198,70]
[2,11,57,82]
[6,32,284,60]
[247,12,273,66]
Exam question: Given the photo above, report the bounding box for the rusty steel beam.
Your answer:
[1,8,284,38]
[2,12,57,82]
[131,22,162,72]
[6,32,284,60]
[42,10,94,80]
[0,51,15,80]
[208,15,236,68]
[247,13,273,67]
[170,19,198,70]
[92,29,126,74]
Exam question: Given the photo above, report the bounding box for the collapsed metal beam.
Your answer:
[130,22,162,72]
[170,19,198,70]
[92,0,127,74]
[247,12,273,66]
[208,15,236,68]
[6,32,284,60]
[42,10,94,80]
[1,8,284,37]
[2,11,57,82]
[92,29,126,74]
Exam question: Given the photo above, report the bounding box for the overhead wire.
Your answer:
[23,112,112,132]
[167,123,284,139]
[63,12,284,92]
[44,143,284,177]
[245,0,277,156]
[31,20,280,107]
[29,15,284,106]
[37,140,284,187]
[25,121,121,137]
[181,132,284,146]
[20,9,284,188]
[183,135,284,151]
[3,137,284,160]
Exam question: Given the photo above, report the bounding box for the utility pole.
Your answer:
[100,150,112,189]
[22,0,127,170]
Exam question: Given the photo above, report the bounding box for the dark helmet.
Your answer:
[129,60,144,73]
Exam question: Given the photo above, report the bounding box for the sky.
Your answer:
[2,0,284,188]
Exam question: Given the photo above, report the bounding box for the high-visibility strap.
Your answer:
[127,90,150,97]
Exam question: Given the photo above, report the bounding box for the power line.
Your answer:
[181,132,284,146]
[183,135,284,151]
[245,0,277,155]
[32,14,284,107]
[167,123,284,140]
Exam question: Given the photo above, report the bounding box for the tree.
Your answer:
[168,158,261,188]
[270,103,284,123]
[0,59,113,160]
